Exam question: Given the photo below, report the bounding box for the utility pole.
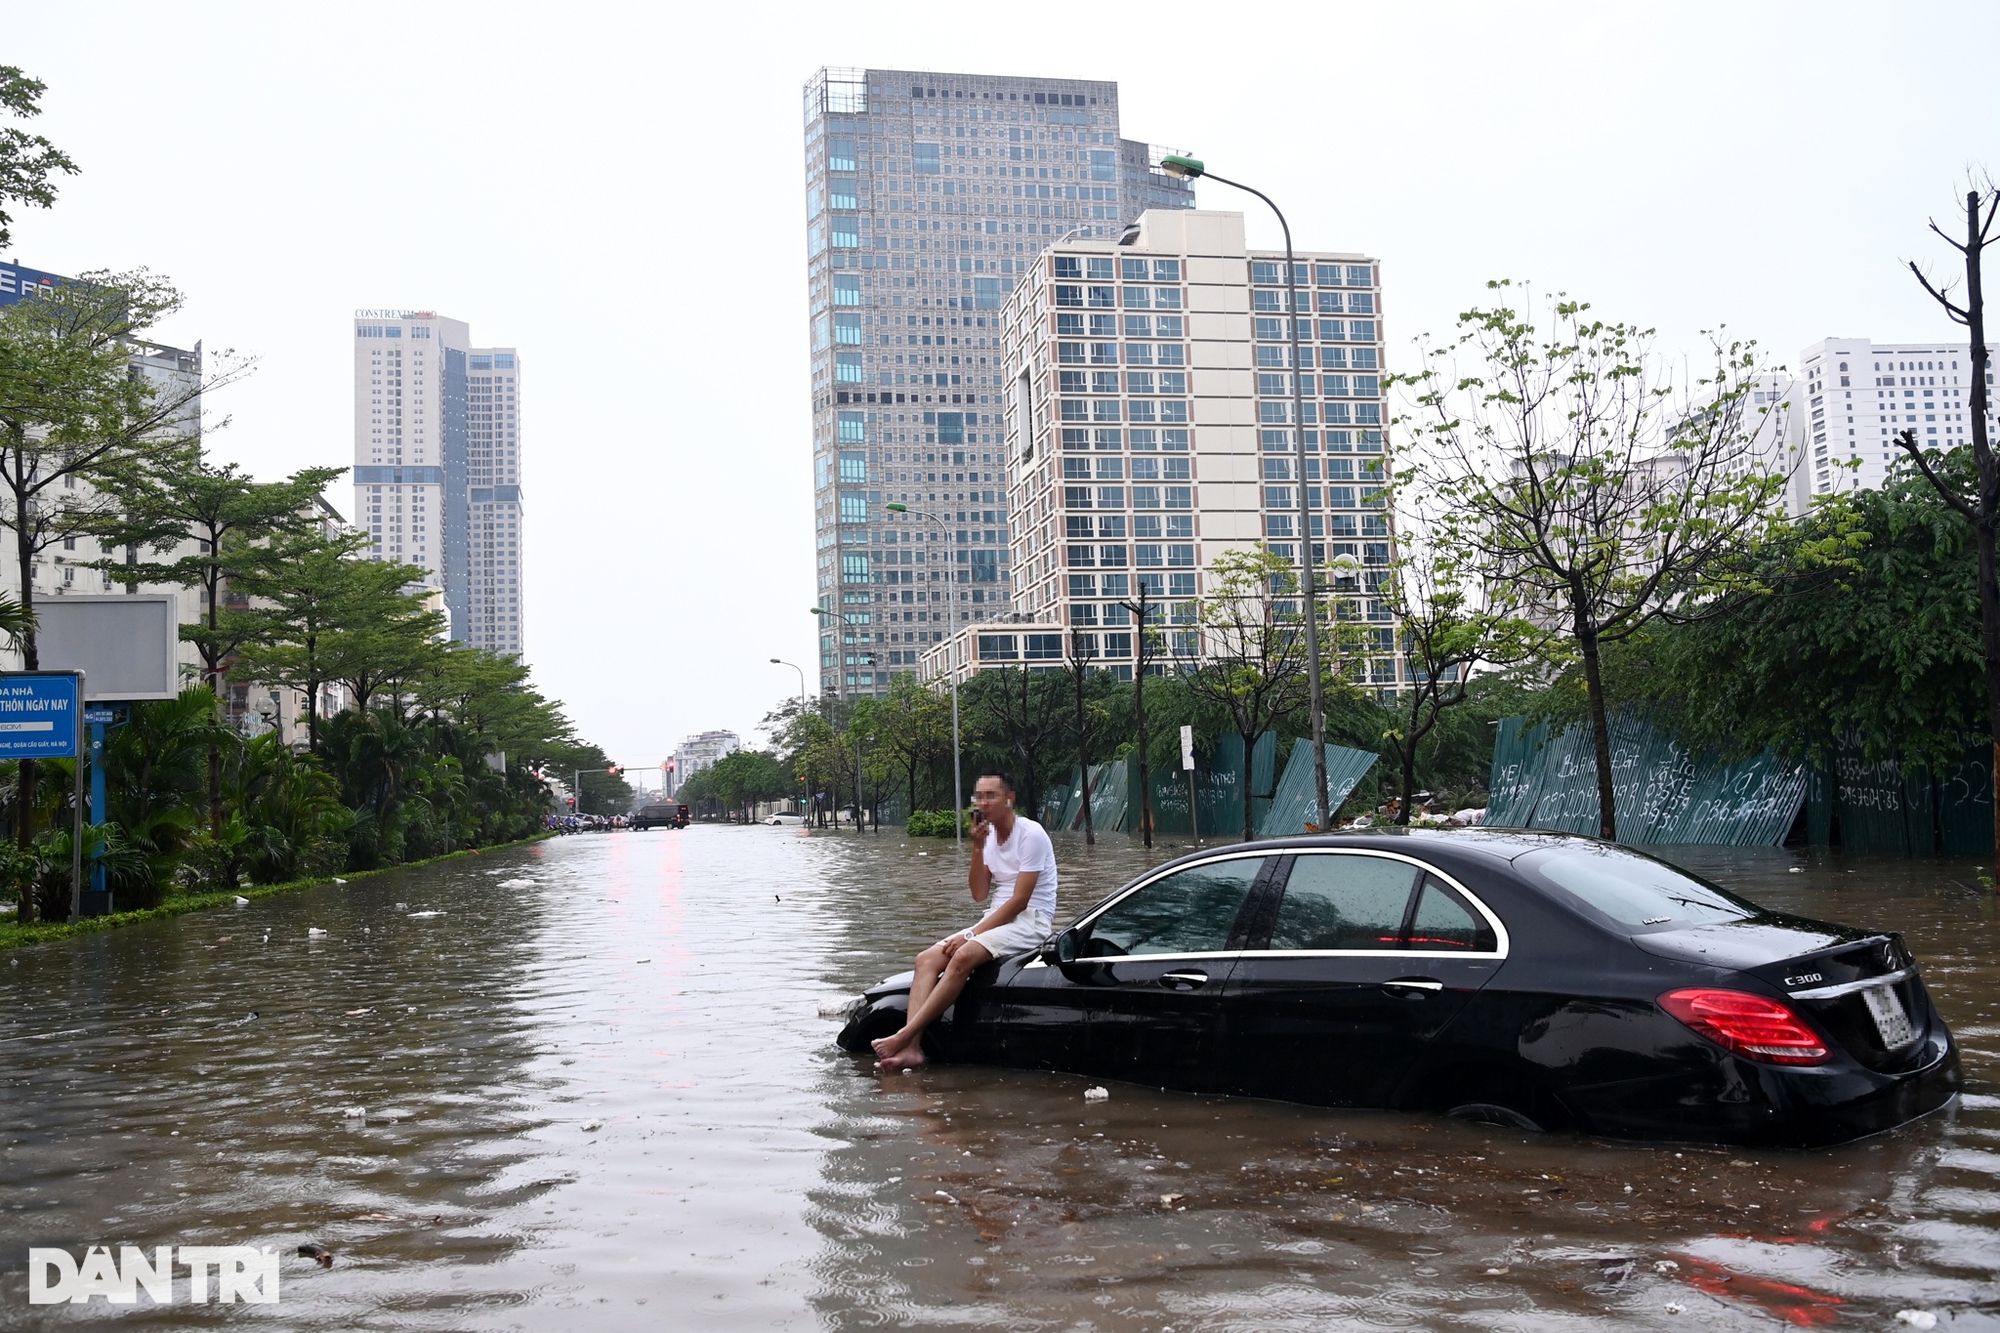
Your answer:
[1117,582,1155,849]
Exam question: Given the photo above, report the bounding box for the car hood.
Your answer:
[864,970,916,1000]
[1630,913,1865,972]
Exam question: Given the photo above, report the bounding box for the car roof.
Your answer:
[1257,827,1598,860]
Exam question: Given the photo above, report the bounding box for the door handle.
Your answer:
[1382,977,1444,993]
[1158,970,1209,990]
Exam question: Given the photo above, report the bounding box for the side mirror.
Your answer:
[1053,927,1080,965]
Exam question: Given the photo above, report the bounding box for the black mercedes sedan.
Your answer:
[836,830,1959,1148]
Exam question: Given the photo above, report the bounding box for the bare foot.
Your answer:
[871,1030,911,1061]
[879,1044,927,1071]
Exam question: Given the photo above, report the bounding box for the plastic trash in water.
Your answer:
[1896,1315,1939,1330]
[232,896,250,905]
[407,910,444,919]
[307,927,329,936]
[342,1106,366,1121]
[1084,1086,1109,1102]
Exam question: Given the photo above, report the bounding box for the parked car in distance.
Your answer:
[766,812,805,826]
[835,829,1959,1148]
[632,803,689,830]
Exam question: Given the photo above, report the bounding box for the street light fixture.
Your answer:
[1159,152,1334,829]
[770,658,809,821]
[886,501,964,856]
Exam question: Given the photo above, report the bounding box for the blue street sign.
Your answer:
[0,674,80,759]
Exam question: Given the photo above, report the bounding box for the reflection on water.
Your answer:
[0,829,1993,1329]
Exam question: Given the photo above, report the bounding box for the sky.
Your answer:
[7,1,1996,773]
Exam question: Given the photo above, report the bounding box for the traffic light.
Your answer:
[607,764,623,777]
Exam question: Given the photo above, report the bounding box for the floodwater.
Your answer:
[1,827,1996,1330]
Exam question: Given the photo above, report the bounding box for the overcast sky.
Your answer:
[8,1,1995,771]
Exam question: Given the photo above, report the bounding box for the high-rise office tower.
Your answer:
[352,310,526,656]
[800,66,1192,697]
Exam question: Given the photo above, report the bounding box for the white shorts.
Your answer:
[963,914,1053,959]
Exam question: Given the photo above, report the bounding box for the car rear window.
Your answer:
[1528,846,1757,929]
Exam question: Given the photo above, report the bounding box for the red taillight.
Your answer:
[1658,988,1829,1066]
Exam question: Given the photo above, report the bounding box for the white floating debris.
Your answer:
[395,902,408,910]
[406,910,444,919]
[1084,1086,1109,1103]
[1663,1302,1684,1315]
[499,878,534,888]
[333,878,348,885]
[580,1120,602,1132]
[307,927,329,936]
[342,1106,366,1120]
[916,852,929,857]
[1788,866,1803,874]
[934,1190,957,1204]
[1896,1314,1939,1330]
[232,896,250,906]
[1653,1260,1679,1273]
[1159,1193,1184,1206]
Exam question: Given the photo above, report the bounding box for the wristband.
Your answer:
[962,927,977,941]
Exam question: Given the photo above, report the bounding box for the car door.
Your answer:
[1002,852,1274,1090]
[1219,852,1506,1108]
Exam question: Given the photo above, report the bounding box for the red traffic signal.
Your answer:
[606,764,623,777]
[566,796,576,809]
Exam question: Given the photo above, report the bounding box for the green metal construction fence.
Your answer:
[1487,715,1994,854]
[1046,734,1377,839]
[1486,715,1808,847]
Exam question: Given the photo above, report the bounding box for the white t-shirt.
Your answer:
[980,816,1058,924]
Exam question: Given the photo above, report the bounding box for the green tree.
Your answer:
[0,67,78,249]
[0,268,244,911]
[1588,466,1979,771]
[230,528,437,750]
[100,457,344,833]
[1400,286,1787,839]
[873,672,953,817]
[962,667,1069,822]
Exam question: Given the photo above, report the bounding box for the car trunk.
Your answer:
[1636,920,1933,1073]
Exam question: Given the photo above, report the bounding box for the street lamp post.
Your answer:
[885,501,963,856]
[770,658,809,821]
[1160,154,1332,830]
[811,607,870,831]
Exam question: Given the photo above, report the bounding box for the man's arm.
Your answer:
[973,872,1037,935]
[968,820,991,904]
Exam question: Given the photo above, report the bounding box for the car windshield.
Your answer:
[1528,845,1759,929]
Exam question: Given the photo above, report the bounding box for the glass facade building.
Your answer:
[800,66,1192,697]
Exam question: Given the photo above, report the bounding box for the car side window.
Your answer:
[1267,854,1422,951]
[1408,874,1496,951]
[1082,857,1267,957]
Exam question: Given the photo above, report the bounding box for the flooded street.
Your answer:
[2,826,1997,1330]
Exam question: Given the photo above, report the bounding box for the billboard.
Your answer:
[36,595,180,701]
[0,261,70,307]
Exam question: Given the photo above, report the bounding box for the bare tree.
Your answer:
[1400,286,1786,839]
[1064,628,1099,845]
[1898,187,2000,859]
[1116,581,1158,847]
[1181,546,1314,842]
